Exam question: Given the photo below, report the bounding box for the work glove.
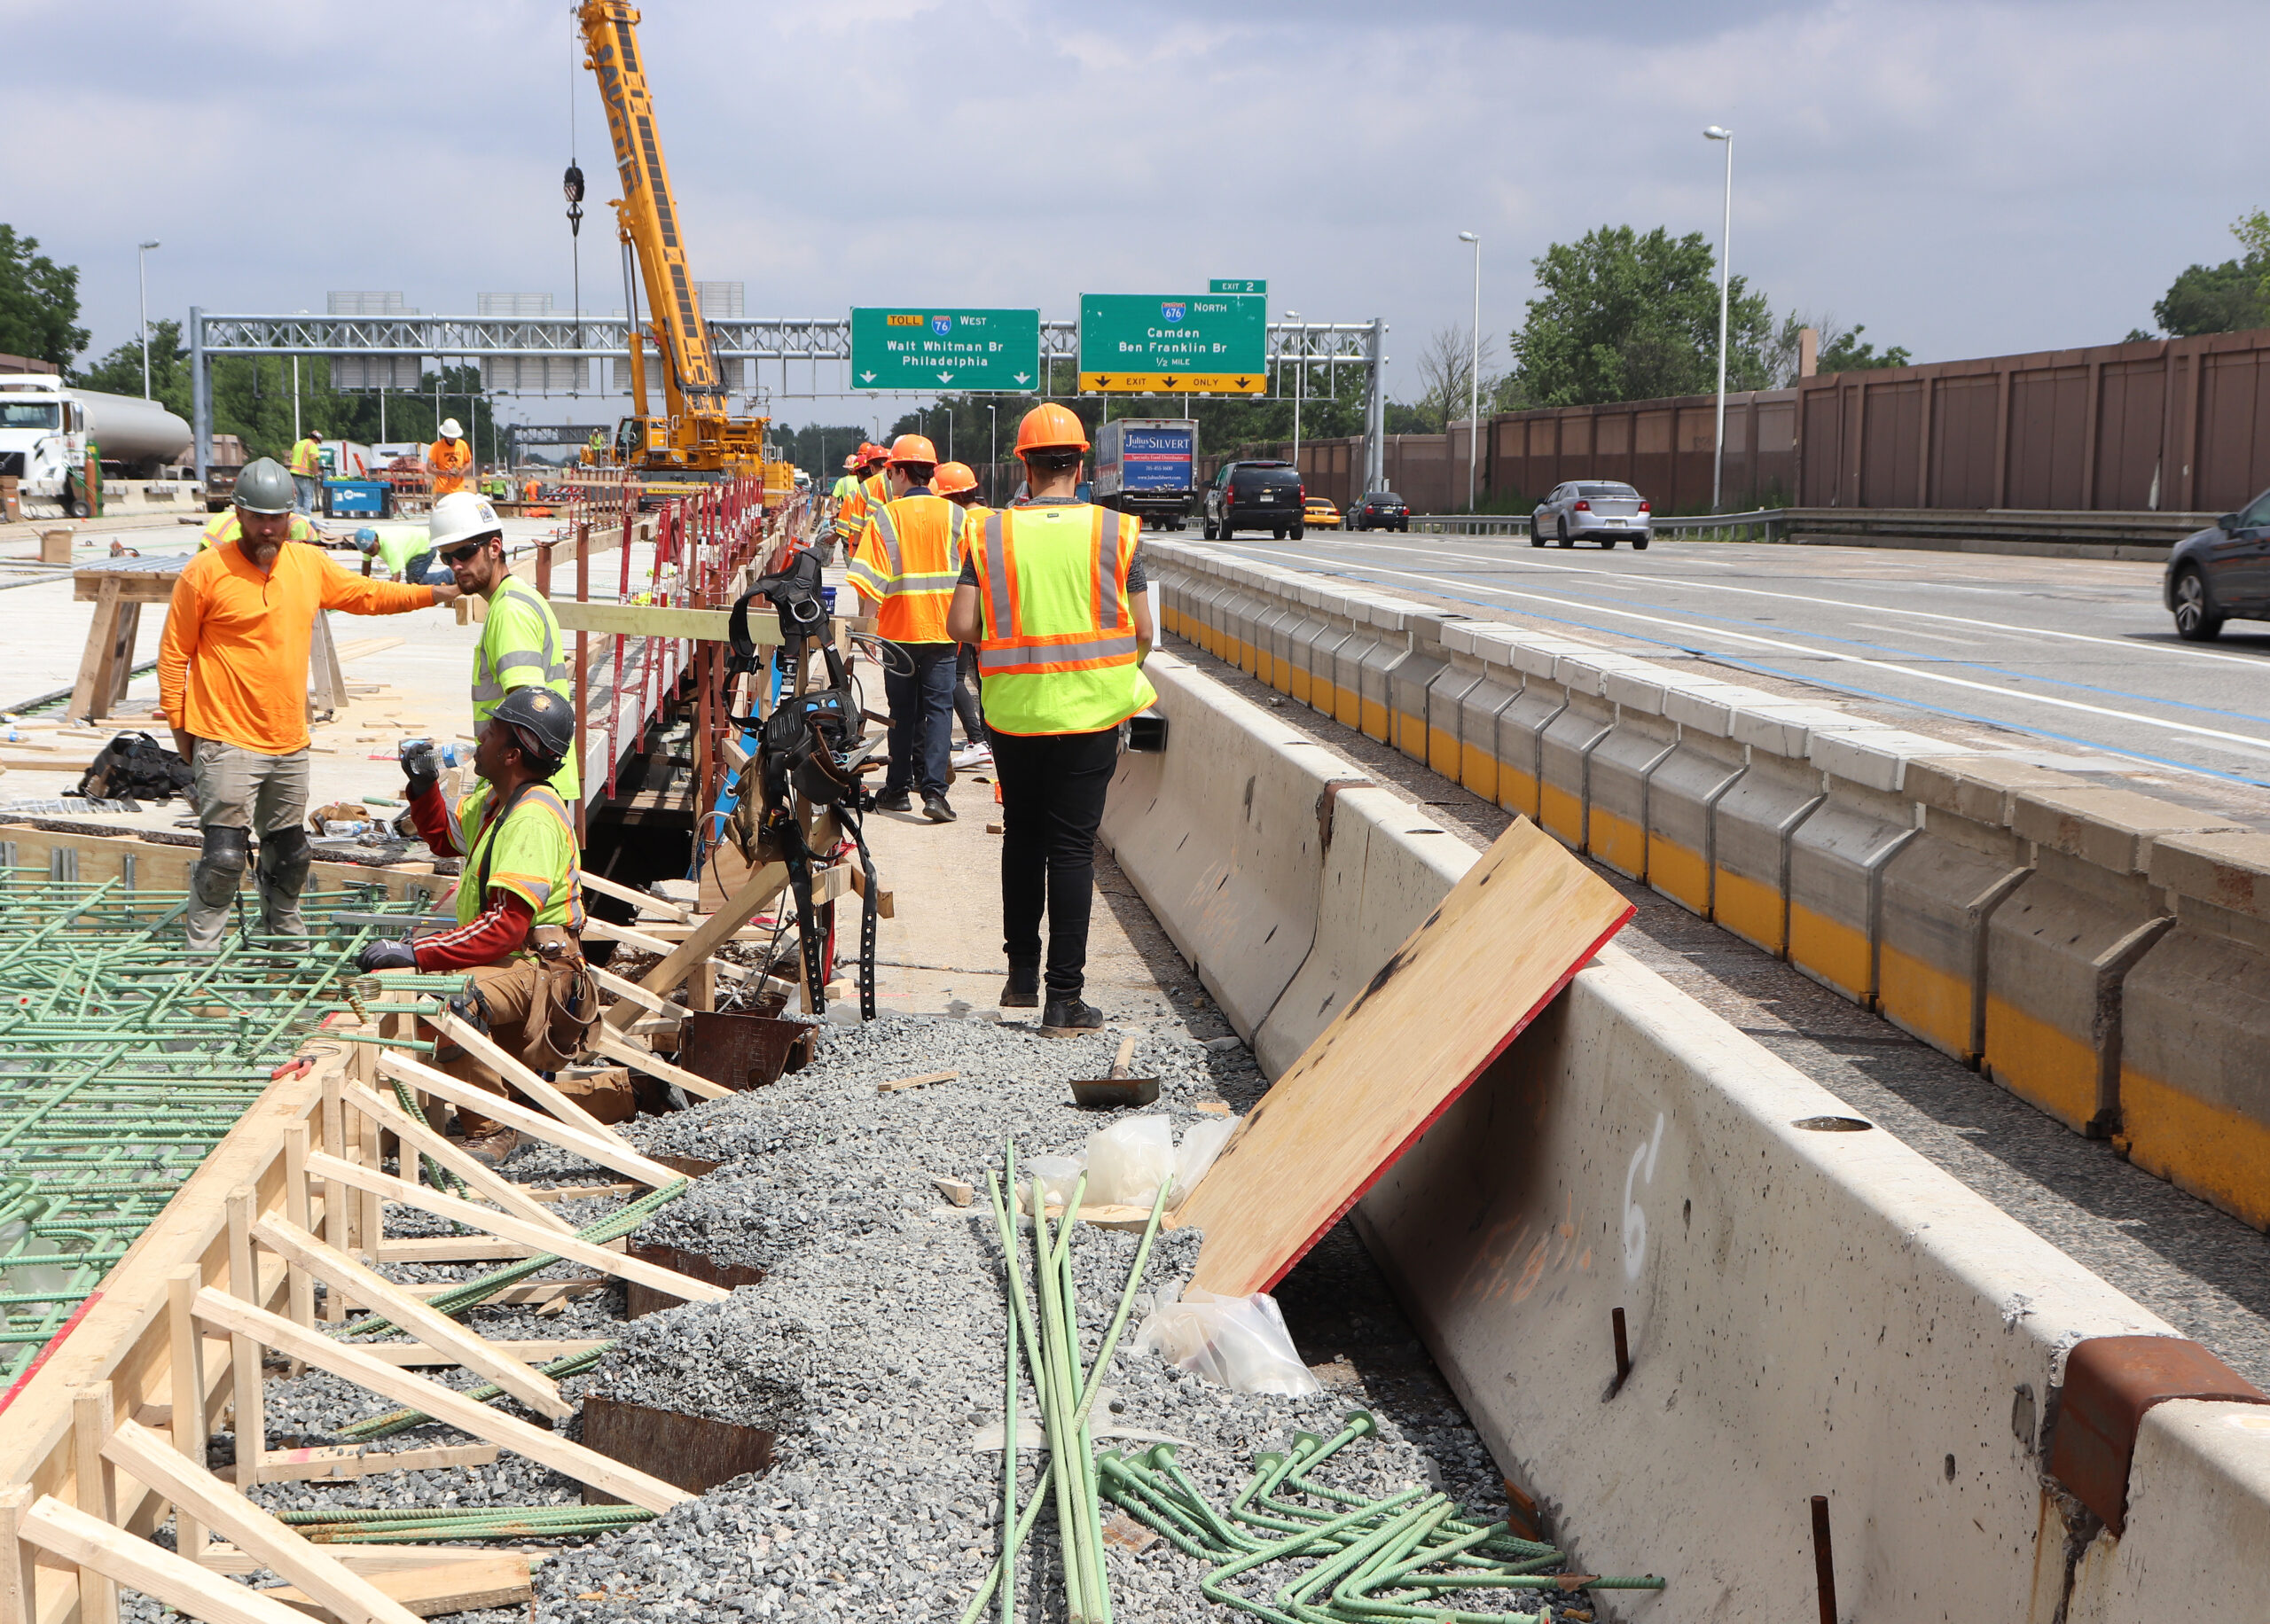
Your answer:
[356,939,419,972]
[399,739,440,800]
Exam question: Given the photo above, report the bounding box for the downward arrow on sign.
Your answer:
[937,371,954,383]
[1014,372,1030,385]
[859,371,876,383]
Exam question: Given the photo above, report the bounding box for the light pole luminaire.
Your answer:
[1705,125,1734,511]
[1459,232,1480,512]
[137,241,160,400]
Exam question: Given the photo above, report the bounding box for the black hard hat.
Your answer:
[491,687,573,769]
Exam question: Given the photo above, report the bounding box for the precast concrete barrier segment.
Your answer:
[1112,635,2270,1615]
[1140,539,2270,1240]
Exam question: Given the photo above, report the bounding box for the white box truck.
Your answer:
[1093,418,1195,530]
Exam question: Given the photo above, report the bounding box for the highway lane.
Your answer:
[1209,533,2270,792]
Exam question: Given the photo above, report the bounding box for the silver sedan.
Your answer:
[1530,480,1652,549]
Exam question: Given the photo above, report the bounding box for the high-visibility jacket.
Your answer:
[474,577,580,800]
[834,470,890,543]
[199,511,318,550]
[849,490,965,644]
[443,779,586,942]
[830,473,857,506]
[428,437,472,496]
[289,438,323,479]
[967,501,1155,736]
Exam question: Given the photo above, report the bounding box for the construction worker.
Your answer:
[428,491,581,802]
[829,452,860,517]
[356,688,596,1162]
[288,429,325,513]
[932,462,991,768]
[158,458,461,953]
[831,441,889,565]
[945,404,1155,1035]
[849,434,962,823]
[355,525,439,583]
[427,418,474,497]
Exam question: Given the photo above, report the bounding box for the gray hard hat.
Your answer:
[232,457,297,514]
[490,686,574,768]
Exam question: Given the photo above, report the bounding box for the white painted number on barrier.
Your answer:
[1623,1112,1666,1281]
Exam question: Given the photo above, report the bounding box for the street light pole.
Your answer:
[136,241,160,399]
[1705,125,1734,511]
[1458,232,1480,511]
[1285,312,1303,480]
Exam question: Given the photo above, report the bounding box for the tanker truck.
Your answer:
[0,377,193,514]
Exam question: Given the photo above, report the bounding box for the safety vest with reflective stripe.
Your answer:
[833,469,886,541]
[473,577,581,800]
[289,438,323,478]
[967,502,1155,736]
[451,779,585,939]
[199,511,318,550]
[849,491,965,644]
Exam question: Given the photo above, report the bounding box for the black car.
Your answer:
[2165,485,2270,640]
[1205,460,1304,540]
[1348,490,1410,532]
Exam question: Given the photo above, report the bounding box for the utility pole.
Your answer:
[137,241,160,399]
[1706,125,1734,511]
[1458,233,1480,511]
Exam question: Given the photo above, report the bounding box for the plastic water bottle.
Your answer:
[323,819,371,839]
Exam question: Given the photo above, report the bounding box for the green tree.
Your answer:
[2153,257,2270,337]
[1815,324,1911,372]
[74,318,192,416]
[0,225,89,369]
[1508,224,1773,408]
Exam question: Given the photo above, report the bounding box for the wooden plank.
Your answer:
[340,1082,574,1235]
[589,964,694,1020]
[589,1028,733,1102]
[225,1189,268,1487]
[575,871,692,922]
[877,1070,957,1095]
[259,1556,531,1620]
[1178,818,1632,1297]
[99,1420,425,1624]
[302,1152,727,1305]
[250,1216,569,1419]
[546,600,744,642]
[334,1340,607,1370]
[396,1277,600,1305]
[372,1050,681,1189]
[373,1237,539,1262]
[231,1442,500,1483]
[67,578,121,723]
[201,1547,552,1577]
[72,1386,118,1624]
[0,1486,34,1624]
[605,859,794,1028]
[419,1011,646,1156]
[20,1495,322,1624]
[189,1291,691,1515]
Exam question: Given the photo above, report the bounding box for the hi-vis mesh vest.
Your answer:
[849,491,966,643]
[969,502,1155,735]
[474,577,580,800]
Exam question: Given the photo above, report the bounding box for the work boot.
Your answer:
[458,1126,521,1167]
[1040,996,1104,1038]
[875,788,912,813]
[1000,959,1041,1010]
[922,792,957,824]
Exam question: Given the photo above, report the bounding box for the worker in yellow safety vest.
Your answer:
[945,403,1155,1035]
[427,418,474,496]
[930,462,990,768]
[850,434,965,824]
[830,441,889,562]
[288,429,325,513]
[826,452,860,540]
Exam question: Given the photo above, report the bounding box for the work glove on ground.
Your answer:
[356,939,419,972]
[399,739,440,800]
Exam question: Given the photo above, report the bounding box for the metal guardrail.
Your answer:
[1398,506,2214,550]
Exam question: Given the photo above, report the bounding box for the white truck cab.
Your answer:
[0,376,88,511]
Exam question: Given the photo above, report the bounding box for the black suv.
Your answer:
[1205,460,1304,540]
[1348,491,1410,532]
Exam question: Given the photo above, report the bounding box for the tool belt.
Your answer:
[521,928,598,1070]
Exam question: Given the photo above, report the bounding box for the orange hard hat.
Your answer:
[857,441,888,465]
[841,453,860,470]
[932,461,978,496]
[888,433,939,466]
[1014,402,1089,456]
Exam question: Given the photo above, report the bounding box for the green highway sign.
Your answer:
[849,307,1040,393]
[1208,278,1266,295]
[1077,293,1268,394]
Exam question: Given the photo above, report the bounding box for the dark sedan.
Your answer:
[2164,486,2270,639]
[1348,491,1409,532]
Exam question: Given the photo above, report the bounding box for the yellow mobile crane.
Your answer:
[578,1,774,491]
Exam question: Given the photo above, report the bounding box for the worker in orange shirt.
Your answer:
[426,418,474,497]
[158,458,463,951]
[932,462,990,768]
[830,441,888,565]
[849,434,964,823]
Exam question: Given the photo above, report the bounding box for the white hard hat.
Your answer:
[439,418,463,440]
[428,491,503,552]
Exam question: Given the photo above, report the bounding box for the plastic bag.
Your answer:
[1169,1117,1237,1209]
[1131,1284,1323,1396]
[1084,1116,1175,1208]
[1022,1154,1084,1209]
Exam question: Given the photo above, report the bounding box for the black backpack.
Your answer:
[75,732,193,803]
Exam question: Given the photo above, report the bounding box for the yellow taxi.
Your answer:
[1302,496,1342,529]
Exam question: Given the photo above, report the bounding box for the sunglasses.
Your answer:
[439,541,489,566]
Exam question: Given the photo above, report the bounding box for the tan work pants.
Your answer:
[423,956,600,1136]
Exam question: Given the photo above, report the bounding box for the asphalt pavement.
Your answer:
[1209,530,2270,807]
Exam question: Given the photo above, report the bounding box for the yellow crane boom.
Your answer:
[579,0,766,482]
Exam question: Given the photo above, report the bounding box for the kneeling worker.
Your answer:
[945,404,1155,1035]
[356,688,595,1162]
[850,433,961,822]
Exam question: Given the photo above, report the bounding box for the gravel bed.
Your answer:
[154,1014,1515,1624]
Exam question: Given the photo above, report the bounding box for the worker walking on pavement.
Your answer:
[158,458,461,952]
[831,441,889,565]
[356,688,598,1163]
[849,434,963,823]
[933,461,991,768]
[945,404,1155,1035]
[288,428,325,514]
[429,491,582,803]
[427,418,474,497]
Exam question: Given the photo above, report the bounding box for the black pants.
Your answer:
[953,644,986,746]
[988,723,1121,999]
[881,642,957,797]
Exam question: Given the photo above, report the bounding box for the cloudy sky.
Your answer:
[7,0,2264,429]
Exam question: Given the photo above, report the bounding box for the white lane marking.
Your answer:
[1230,545,2270,759]
[1849,621,1975,645]
[1281,537,2270,670]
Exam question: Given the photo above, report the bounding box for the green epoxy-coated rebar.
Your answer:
[0,871,432,1382]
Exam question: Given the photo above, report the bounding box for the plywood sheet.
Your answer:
[1180,817,1632,1296]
